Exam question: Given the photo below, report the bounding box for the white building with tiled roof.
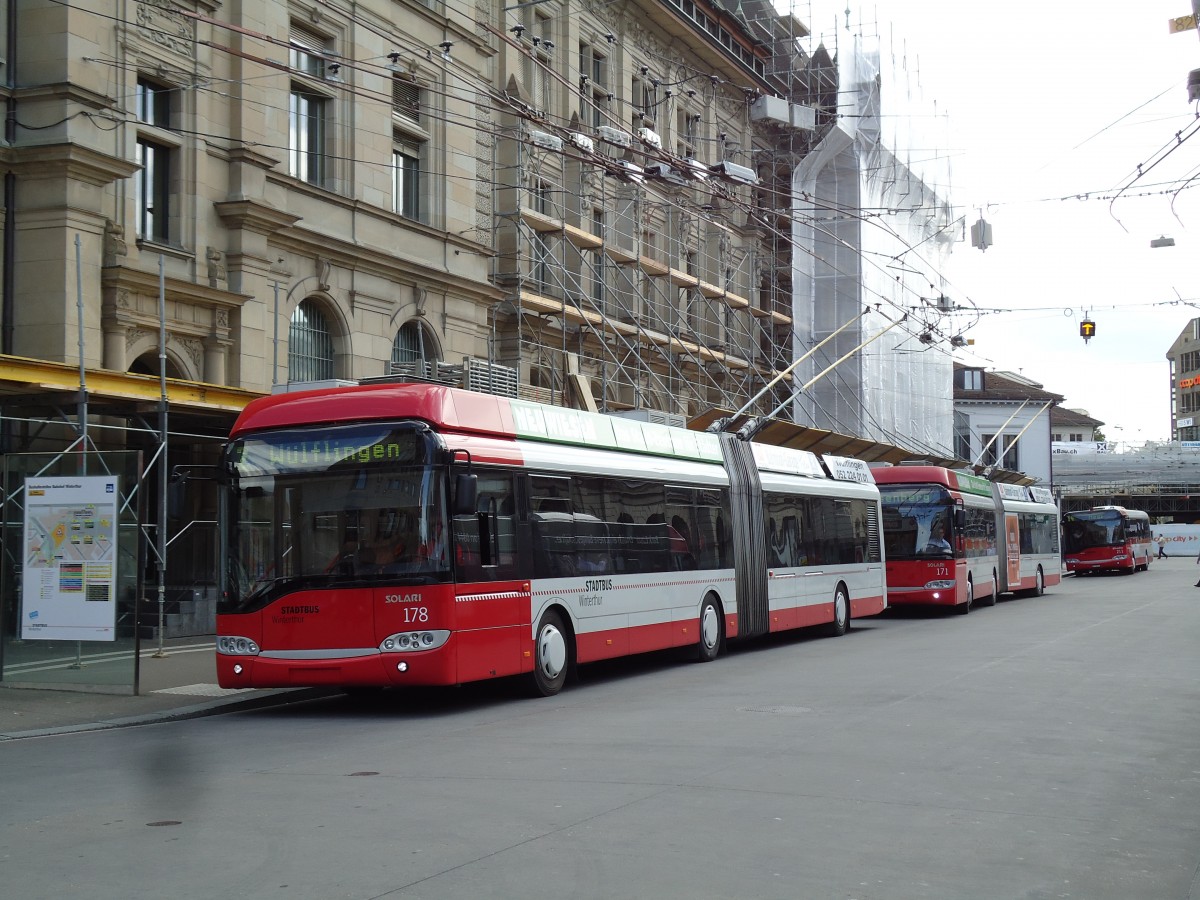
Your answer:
[953,364,1064,485]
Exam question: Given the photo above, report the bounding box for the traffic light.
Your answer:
[1080,317,1096,343]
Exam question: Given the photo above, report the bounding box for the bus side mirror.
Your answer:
[954,507,966,531]
[454,472,478,516]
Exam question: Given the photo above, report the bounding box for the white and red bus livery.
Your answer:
[216,383,886,695]
[1062,506,1152,575]
[872,465,1000,613]
[993,483,1062,597]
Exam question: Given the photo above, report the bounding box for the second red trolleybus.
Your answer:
[872,465,1000,613]
[216,383,886,695]
[1062,506,1152,575]
[993,483,1062,597]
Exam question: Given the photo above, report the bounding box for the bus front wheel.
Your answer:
[530,609,570,697]
[981,572,998,607]
[955,578,973,615]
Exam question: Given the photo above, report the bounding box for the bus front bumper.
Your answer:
[885,585,961,607]
[217,645,459,689]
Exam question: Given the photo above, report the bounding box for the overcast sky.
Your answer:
[799,1,1200,445]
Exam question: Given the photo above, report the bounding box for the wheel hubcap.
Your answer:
[538,625,567,678]
[701,604,719,649]
[836,593,848,627]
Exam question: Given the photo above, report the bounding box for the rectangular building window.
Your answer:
[632,74,657,128]
[136,78,171,127]
[981,433,1018,470]
[134,77,178,243]
[578,43,607,128]
[955,367,984,391]
[392,143,420,219]
[290,27,331,78]
[676,108,698,158]
[392,76,429,223]
[136,139,170,242]
[289,87,328,185]
[393,76,420,124]
[287,25,335,187]
[524,10,554,118]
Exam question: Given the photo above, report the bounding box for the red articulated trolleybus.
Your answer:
[215,383,886,696]
[872,465,1000,614]
[1062,506,1152,575]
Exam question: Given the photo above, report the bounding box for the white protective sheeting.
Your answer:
[792,31,955,457]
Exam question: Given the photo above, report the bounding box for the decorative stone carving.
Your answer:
[178,336,203,371]
[136,0,196,60]
[103,220,127,267]
[206,247,227,288]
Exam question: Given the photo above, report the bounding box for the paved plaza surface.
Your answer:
[0,562,1198,899]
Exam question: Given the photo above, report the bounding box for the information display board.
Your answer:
[20,476,120,641]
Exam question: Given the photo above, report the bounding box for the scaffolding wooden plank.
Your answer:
[519,207,564,234]
[563,223,603,250]
[668,268,699,289]
[604,245,638,265]
[639,257,670,277]
[749,307,793,326]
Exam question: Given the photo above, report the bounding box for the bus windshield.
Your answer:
[1063,510,1125,552]
[222,423,450,613]
[878,484,955,560]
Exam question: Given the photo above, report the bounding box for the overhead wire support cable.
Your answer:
[706,308,872,434]
[735,311,908,443]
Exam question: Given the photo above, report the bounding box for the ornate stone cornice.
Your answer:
[10,143,140,187]
[101,265,252,312]
[214,199,302,236]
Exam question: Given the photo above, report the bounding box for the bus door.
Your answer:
[1004,512,1020,590]
[764,493,804,630]
[451,469,526,682]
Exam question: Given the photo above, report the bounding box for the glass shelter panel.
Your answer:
[1,451,143,693]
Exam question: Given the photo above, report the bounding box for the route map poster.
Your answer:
[21,476,120,641]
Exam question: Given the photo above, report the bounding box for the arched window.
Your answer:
[288,299,334,383]
[391,320,438,376]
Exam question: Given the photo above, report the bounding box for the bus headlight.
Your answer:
[216,635,260,656]
[380,630,449,652]
[1112,554,1128,561]
[924,580,955,590]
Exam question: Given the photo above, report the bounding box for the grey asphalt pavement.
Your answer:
[1,559,1198,899]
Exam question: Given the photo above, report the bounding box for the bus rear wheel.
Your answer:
[530,609,570,697]
[697,595,724,662]
[826,584,850,636]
